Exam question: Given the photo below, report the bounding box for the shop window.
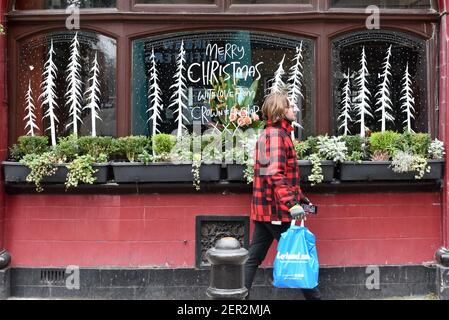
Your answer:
[132,30,315,139]
[14,0,116,10]
[330,0,433,9]
[331,30,428,135]
[18,30,117,137]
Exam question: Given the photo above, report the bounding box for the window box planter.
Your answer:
[298,160,335,183]
[2,161,109,184]
[226,164,246,181]
[111,162,222,183]
[339,160,445,181]
[225,161,335,183]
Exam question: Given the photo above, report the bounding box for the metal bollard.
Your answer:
[206,237,249,300]
[436,247,449,267]
[0,250,11,270]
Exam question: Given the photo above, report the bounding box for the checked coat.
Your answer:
[250,119,306,223]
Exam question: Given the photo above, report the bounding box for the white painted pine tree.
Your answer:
[84,51,102,137]
[65,32,83,136]
[354,46,373,138]
[270,54,287,94]
[169,40,189,139]
[400,62,416,133]
[375,45,395,132]
[39,39,59,147]
[24,80,39,137]
[338,69,353,136]
[147,48,164,137]
[288,42,304,111]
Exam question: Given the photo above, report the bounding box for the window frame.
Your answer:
[5,0,440,146]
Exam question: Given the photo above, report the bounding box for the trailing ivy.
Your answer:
[65,154,98,189]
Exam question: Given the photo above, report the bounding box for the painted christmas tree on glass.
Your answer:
[84,51,102,137]
[338,69,353,136]
[375,45,395,132]
[65,32,84,136]
[400,62,415,133]
[39,39,59,147]
[24,79,39,137]
[147,47,164,154]
[288,43,304,111]
[169,40,189,139]
[288,44,304,140]
[270,54,287,94]
[354,46,373,138]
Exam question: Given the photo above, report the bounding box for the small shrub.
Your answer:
[294,140,310,160]
[369,131,401,159]
[78,136,114,162]
[113,136,150,162]
[53,135,80,162]
[341,135,369,161]
[396,132,431,158]
[152,134,177,157]
[9,136,49,161]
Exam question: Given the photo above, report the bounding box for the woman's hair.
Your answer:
[262,92,290,123]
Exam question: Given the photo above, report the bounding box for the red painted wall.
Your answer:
[4,192,442,267]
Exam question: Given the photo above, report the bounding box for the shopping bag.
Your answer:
[273,220,319,289]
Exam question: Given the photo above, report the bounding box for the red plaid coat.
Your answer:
[250,119,306,222]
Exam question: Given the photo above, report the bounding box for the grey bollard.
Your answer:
[206,237,249,300]
[0,250,11,270]
[436,247,449,267]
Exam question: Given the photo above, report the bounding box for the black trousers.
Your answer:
[244,220,322,300]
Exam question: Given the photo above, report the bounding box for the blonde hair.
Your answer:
[262,92,290,123]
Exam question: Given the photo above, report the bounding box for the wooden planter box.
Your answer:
[111,162,222,183]
[339,160,445,181]
[2,161,109,184]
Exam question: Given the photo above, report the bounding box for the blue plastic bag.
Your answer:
[273,221,319,289]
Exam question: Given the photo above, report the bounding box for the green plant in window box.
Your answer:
[293,135,344,185]
[64,136,112,189]
[9,136,50,161]
[111,133,220,190]
[368,131,401,161]
[390,132,435,179]
[340,135,369,163]
[10,135,111,192]
[19,152,58,192]
[340,131,444,181]
[224,130,258,184]
[112,136,151,163]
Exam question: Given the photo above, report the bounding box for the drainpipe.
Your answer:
[436,0,449,300]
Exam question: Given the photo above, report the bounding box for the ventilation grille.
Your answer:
[40,269,66,286]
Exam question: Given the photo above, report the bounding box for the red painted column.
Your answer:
[0,0,10,268]
[440,0,449,249]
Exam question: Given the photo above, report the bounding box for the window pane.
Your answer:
[15,0,116,10]
[332,30,428,135]
[135,0,214,4]
[19,31,117,137]
[132,31,315,139]
[233,0,310,3]
[331,0,432,9]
